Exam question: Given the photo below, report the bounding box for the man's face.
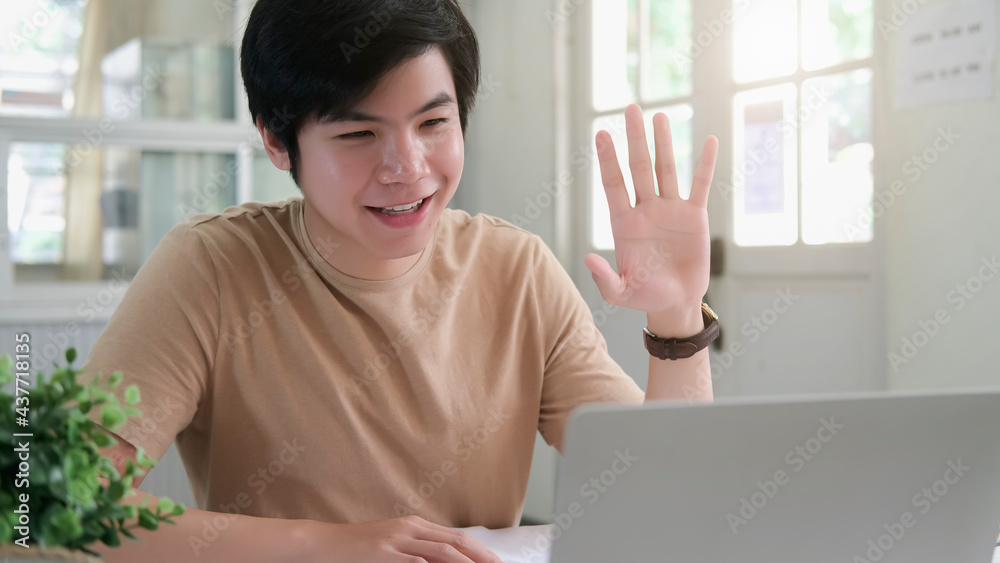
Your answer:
[286,46,464,279]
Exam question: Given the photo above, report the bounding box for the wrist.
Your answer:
[646,305,705,338]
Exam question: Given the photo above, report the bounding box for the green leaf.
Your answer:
[91,431,115,448]
[101,527,121,547]
[0,514,12,543]
[156,498,175,513]
[107,480,127,501]
[124,406,143,418]
[66,347,77,364]
[137,508,159,531]
[171,503,185,516]
[46,506,84,540]
[124,385,141,405]
[0,355,13,385]
[108,371,124,388]
[136,447,156,468]
[100,405,127,430]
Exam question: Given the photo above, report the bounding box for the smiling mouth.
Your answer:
[369,197,428,216]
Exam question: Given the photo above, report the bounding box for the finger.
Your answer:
[688,135,720,208]
[584,253,625,305]
[595,130,632,215]
[397,538,474,562]
[624,104,656,204]
[411,527,503,563]
[652,112,680,200]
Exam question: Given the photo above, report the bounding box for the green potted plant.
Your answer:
[1,349,184,561]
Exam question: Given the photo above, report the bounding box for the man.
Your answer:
[85,0,719,561]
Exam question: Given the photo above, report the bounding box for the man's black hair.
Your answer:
[241,0,481,184]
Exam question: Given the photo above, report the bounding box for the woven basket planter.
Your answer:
[0,544,101,563]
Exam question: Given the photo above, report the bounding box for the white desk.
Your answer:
[462,525,1000,563]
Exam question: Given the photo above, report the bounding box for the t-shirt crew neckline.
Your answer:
[292,198,436,292]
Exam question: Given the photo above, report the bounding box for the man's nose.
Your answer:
[376,133,430,184]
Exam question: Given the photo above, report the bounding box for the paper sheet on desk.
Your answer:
[462,525,1000,563]
[459,525,552,563]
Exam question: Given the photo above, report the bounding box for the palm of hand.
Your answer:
[585,105,719,316]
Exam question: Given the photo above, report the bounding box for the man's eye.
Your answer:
[423,118,448,127]
[340,130,373,139]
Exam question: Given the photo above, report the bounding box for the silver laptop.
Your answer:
[550,390,1000,563]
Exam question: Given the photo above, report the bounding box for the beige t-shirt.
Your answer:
[82,198,644,528]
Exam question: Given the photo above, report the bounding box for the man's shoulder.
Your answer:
[184,198,300,232]
[165,198,301,249]
[438,208,543,252]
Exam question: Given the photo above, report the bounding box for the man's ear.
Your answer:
[256,117,292,171]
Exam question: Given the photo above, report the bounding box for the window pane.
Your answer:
[0,1,236,121]
[102,39,236,121]
[733,0,797,83]
[592,0,639,111]
[7,142,236,282]
[643,0,692,101]
[253,152,300,203]
[801,69,873,245]
[8,143,66,263]
[0,1,87,117]
[591,105,693,249]
[733,85,798,247]
[802,0,873,71]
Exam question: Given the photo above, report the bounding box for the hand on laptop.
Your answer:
[585,104,719,327]
[309,515,503,562]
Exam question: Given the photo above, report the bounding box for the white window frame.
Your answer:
[565,0,879,284]
[0,0,259,322]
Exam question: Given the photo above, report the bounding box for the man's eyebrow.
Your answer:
[326,92,456,124]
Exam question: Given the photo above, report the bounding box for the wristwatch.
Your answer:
[643,303,720,360]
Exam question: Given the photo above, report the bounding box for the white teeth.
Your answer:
[380,199,424,214]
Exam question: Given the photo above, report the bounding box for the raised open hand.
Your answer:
[584,104,719,323]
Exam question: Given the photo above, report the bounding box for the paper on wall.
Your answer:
[893,0,996,109]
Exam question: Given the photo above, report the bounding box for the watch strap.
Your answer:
[643,303,720,360]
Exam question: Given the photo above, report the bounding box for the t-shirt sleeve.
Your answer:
[531,239,644,452]
[80,223,219,462]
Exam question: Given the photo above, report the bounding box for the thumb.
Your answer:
[584,253,625,304]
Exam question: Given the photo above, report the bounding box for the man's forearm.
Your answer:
[91,488,314,562]
[643,308,714,403]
